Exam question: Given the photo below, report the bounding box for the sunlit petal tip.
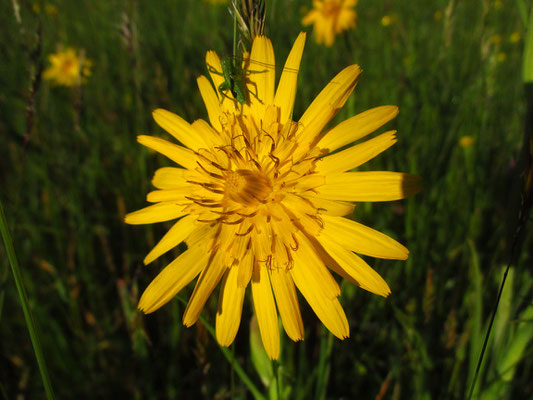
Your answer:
[138,291,158,314]
[205,50,220,65]
[151,108,163,119]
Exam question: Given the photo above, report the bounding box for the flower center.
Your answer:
[225,169,272,206]
[323,0,341,17]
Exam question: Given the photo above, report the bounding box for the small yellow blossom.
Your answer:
[45,4,58,15]
[496,52,507,63]
[32,2,58,15]
[434,10,443,21]
[459,136,474,148]
[43,48,92,87]
[510,32,521,43]
[302,0,357,46]
[493,0,502,10]
[381,15,396,27]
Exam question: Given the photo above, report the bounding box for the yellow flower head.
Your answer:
[126,33,419,359]
[43,47,91,87]
[302,0,357,46]
[459,136,474,148]
[381,15,396,27]
[495,52,507,63]
[510,32,521,43]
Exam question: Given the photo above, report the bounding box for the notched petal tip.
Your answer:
[151,108,164,119]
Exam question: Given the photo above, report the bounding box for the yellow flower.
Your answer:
[45,4,58,15]
[126,33,419,359]
[510,32,521,43]
[496,52,507,63]
[43,48,91,87]
[381,15,395,27]
[459,136,474,148]
[302,0,357,46]
[434,10,443,21]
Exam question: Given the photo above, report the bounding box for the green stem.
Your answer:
[0,198,55,400]
[315,327,334,400]
[233,5,238,59]
[523,4,533,84]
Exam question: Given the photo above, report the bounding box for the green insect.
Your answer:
[207,55,261,105]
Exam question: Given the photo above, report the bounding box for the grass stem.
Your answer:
[0,198,55,399]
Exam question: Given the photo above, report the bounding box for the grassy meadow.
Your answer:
[1,0,533,398]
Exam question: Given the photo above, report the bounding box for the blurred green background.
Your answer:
[1,0,532,398]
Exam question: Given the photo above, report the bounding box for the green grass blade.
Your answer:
[0,198,55,400]
[497,303,533,383]
[315,327,333,400]
[523,4,533,84]
[516,0,529,27]
[199,312,266,400]
[467,239,484,399]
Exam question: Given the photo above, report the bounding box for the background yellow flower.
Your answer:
[43,48,92,87]
[302,0,357,46]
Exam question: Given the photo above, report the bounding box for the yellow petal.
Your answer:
[197,75,223,132]
[146,188,190,203]
[251,261,280,360]
[125,202,186,225]
[137,135,197,170]
[318,234,391,297]
[293,104,337,158]
[143,215,198,265]
[216,266,246,346]
[317,106,399,152]
[321,214,409,260]
[237,250,254,288]
[183,251,227,327]
[274,32,306,124]
[138,245,208,313]
[191,118,222,148]
[290,256,349,339]
[248,36,276,113]
[317,131,397,174]
[303,195,355,216]
[293,234,340,300]
[152,109,206,151]
[269,268,304,341]
[316,171,421,202]
[152,167,186,189]
[298,65,361,136]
